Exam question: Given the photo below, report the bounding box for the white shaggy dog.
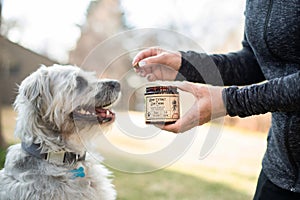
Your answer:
[0,64,120,200]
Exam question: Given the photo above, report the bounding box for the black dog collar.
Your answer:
[21,142,86,165]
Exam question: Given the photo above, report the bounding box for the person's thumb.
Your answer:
[173,81,195,93]
[138,54,164,67]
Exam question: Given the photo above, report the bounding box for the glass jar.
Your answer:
[145,86,180,124]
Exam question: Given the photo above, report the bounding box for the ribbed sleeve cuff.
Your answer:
[223,85,270,118]
[222,86,240,117]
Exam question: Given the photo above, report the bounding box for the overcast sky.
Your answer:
[1,0,245,63]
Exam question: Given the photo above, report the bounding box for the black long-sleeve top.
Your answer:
[176,0,300,192]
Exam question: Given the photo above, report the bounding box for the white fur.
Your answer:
[0,65,120,200]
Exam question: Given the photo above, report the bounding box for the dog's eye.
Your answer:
[76,76,88,91]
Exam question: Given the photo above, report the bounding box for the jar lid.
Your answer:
[145,86,178,94]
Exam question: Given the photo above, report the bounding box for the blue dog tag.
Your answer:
[70,167,85,179]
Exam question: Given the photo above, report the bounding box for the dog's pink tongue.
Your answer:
[96,108,106,117]
[95,108,114,118]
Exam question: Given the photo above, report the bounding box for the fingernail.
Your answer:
[138,61,146,67]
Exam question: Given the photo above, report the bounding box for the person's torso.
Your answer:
[245,0,300,79]
[245,0,300,192]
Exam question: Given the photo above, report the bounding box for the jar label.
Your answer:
[145,94,180,123]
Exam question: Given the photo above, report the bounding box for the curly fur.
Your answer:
[0,65,120,200]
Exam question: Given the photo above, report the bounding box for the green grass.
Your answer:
[0,149,251,200]
[0,147,6,169]
[103,155,251,200]
[112,168,251,200]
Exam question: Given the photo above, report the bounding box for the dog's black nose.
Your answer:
[111,81,121,92]
[105,81,121,92]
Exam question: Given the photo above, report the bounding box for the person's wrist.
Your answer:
[173,51,182,71]
[174,51,186,81]
[221,88,228,116]
[211,87,227,119]
[178,51,186,69]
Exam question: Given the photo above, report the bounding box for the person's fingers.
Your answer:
[137,69,146,77]
[132,50,149,66]
[146,74,157,82]
[133,55,162,76]
[142,54,165,65]
[175,82,210,100]
[159,103,200,133]
[133,48,181,81]
[134,54,166,80]
[132,47,162,66]
[154,123,180,133]
[173,81,197,94]
[160,117,196,133]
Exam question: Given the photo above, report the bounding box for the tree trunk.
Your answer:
[0,102,7,149]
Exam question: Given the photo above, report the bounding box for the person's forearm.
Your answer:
[210,49,265,85]
[176,37,266,86]
[223,71,300,117]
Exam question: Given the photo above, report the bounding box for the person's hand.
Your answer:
[157,81,227,133]
[132,47,182,81]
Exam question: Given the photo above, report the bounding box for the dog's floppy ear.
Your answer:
[19,65,51,110]
[14,65,53,145]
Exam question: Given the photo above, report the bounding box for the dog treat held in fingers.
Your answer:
[133,62,140,69]
[0,64,120,200]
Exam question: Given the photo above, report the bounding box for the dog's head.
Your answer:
[14,64,120,152]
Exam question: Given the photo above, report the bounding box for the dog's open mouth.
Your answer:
[71,106,115,124]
